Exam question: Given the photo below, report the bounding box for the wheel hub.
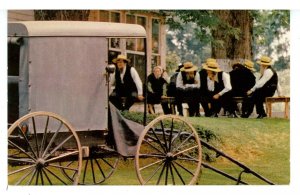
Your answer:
[36,158,46,168]
[166,152,176,161]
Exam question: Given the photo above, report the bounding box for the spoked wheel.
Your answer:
[135,115,202,185]
[8,111,82,185]
[60,147,120,185]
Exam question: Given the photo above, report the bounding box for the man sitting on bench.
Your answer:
[246,56,282,119]
[109,54,144,111]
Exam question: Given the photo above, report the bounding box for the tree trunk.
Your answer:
[34,10,90,21]
[212,10,253,60]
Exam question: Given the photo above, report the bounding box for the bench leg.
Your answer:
[284,101,289,119]
[266,102,272,117]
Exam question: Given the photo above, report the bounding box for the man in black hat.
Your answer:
[109,54,144,111]
[230,59,256,117]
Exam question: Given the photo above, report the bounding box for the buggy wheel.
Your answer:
[8,111,82,185]
[60,147,120,185]
[135,115,202,185]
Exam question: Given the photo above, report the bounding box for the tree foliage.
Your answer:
[252,10,290,70]
[164,10,289,70]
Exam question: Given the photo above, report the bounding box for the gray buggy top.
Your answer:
[8,21,147,132]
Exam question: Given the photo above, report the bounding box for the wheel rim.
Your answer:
[60,148,119,185]
[8,111,82,185]
[135,115,202,185]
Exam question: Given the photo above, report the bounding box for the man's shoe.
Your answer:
[241,114,250,118]
[228,113,238,118]
[257,113,267,119]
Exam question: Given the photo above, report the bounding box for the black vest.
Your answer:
[167,72,178,96]
[147,73,166,95]
[115,66,137,96]
[200,70,224,93]
[181,71,196,84]
[262,67,278,91]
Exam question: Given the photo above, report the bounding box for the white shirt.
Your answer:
[110,65,143,96]
[207,72,232,96]
[250,68,282,96]
[176,72,200,89]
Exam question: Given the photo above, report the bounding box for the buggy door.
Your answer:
[28,37,108,132]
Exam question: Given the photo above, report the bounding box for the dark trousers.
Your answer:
[201,91,234,117]
[176,88,200,117]
[231,90,249,115]
[246,87,276,115]
[109,90,137,111]
[147,92,171,114]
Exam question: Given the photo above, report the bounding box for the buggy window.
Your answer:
[8,40,21,124]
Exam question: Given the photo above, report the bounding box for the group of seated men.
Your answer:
[109,54,282,119]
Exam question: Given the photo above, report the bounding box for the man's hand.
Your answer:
[137,95,144,101]
[247,90,253,96]
[213,94,220,100]
[161,95,168,99]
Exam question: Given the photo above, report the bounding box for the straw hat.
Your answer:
[180,62,198,72]
[243,59,256,72]
[256,56,272,66]
[112,54,130,63]
[202,61,222,72]
[202,58,217,67]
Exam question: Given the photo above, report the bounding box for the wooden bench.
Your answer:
[160,97,176,114]
[265,97,290,119]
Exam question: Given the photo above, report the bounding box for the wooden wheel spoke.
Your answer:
[173,161,194,176]
[48,163,79,172]
[168,118,174,152]
[169,162,176,185]
[16,125,38,159]
[35,168,40,185]
[27,169,37,185]
[44,167,68,185]
[8,164,36,176]
[90,158,96,183]
[8,140,36,161]
[160,121,169,151]
[39,116,50,157]
[42,121,63,158]
[156,161,167,185]
[143,139,165,155]
[138,153,165,158]
[41,169,52,185]
[149,128,167,153]
[171,162,185,185]
[173,145,198,157]
[173,133,194,153]
[31,117,40,158]
[143,160,165,185]
[44,134,74,160]
[165,161,169,185]
[14,167,35,185]
[171,121,184,145]
[45,150,79,163]
[139,159,165,172]
[8,157,35,164]
[101,157,115,169]
[95,158,106,178]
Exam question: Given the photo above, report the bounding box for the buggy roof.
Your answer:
[8,21,147,37]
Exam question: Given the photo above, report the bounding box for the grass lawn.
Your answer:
[102,115,290,185]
